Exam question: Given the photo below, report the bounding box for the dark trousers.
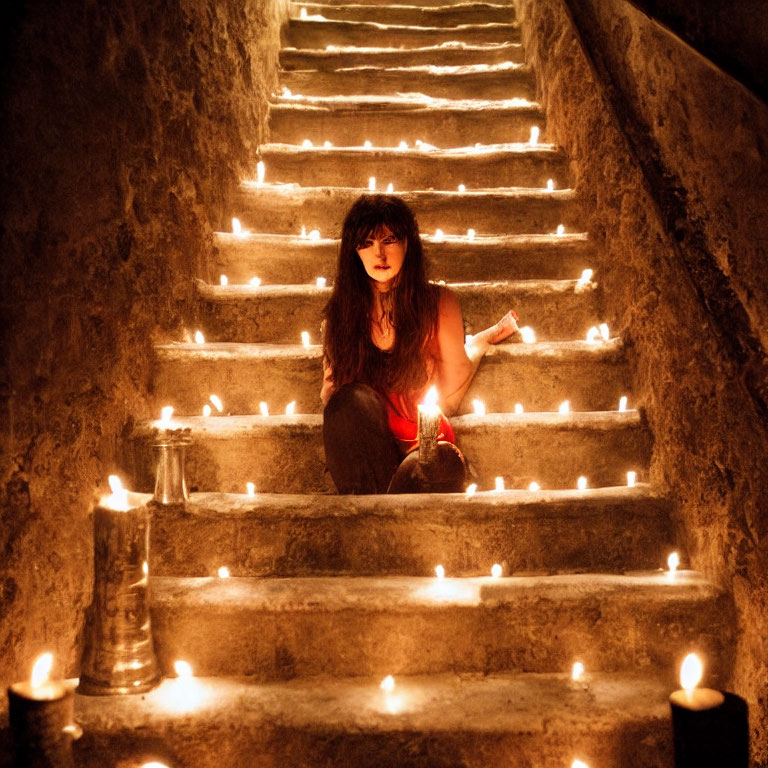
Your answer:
[323,383,402,494]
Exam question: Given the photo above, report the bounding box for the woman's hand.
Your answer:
[469,310,520,354]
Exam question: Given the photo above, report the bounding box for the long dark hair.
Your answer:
[323,195,439,397]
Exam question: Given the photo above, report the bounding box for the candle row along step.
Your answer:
[149,486,673,577]
[193,278,598,343]
[280,40,526,71]
[67,672,677,768]
[212,231,592,283]
[268,97,544,147]
[232,183,576,237]
[152,339,630,416]
[283,17,521,49]
[289,1,517,27]
[257,142,569,190]
[145,572,732,679]
[123,411,651,494]
[280,62,536,101]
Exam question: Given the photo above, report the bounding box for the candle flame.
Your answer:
[160,406,174,425]
[467,228,475,241]
[105,474,130,511]
[627,471,637,487]
[458,184,466,192]
[285,401,296,415]
[494,476,504,492]
[143,561,149,575]
[300,7,307,18]
[316,277,327,288]
[209,394,223,413]
[472,399,486,416]
[433,228,444,242]
[577,269,593,286]
[680,653,702,692]
[599,323,610,341]
[31,653,53,688]
[202,404,211,417]
[577,476,588,490]
[250,277,262,287]
[386,183,394,193]
[257,161,265,185]
[302,139,312,148]
[519,326,536,344]
[547,179,554,191]
[435,564,445,579]
[514,403,524,414]
[572,661,585,681]
[529,481,541,491]
[194,330,205,344]
[668,551,680,573]
[572,761,590,768]
[174,660,193,678]
[423,386,439,408]
[140,763,171,768]
[491,563,502,578]
[586,326,600,344]
[368,176,376,192]
[558,400,570,414]
[364,140,372,148]
[301,331,311,347]
[308,229,320,240]
[398,141,408,150]
[246,482,255,496]
[619,395,628,412]
[380,675,395,692]
[300,226,307,239]
[556,224,565,236]
[259,402,269,417]
[231,217,242,235]
[465,483,477,496]
[529,125,539,145]
[218,566,230,579]
[282,87,292,98]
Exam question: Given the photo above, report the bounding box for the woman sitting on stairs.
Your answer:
[321,194,519,494]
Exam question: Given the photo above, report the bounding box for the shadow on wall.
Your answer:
[0,0,286,697]
[514,0,768,762]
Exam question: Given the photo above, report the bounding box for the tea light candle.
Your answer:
[418,386,441,466]
[8,654,79,768]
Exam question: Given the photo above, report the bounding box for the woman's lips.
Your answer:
[374,264,390,270]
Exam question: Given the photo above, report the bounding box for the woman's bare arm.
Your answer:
[434,287,518,415]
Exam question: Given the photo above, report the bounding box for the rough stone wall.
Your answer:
[0,0,285,694]
[515,0,768,761]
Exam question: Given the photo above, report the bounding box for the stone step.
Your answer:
[193,278,599,344]
[268,97,544,146]
[280,62,535,100]
[152,339,630,417]
[150,486,673,577]
[213,232,592,283]
[233,183,575,236]
[283,18,520,49]
[291,2,516,27]
[258,143,568,190]
[125,411,651,494]
[280,41,525,70]
[147,572,729,679]
[69,672,679,768]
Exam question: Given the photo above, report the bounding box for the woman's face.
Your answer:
[356,225,407,291]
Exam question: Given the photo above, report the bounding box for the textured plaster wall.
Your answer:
[516,0,768,761]
[0,0,284,695]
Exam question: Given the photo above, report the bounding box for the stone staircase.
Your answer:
[75,2,733,766]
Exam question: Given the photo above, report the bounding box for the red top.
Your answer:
[383,392,456,451]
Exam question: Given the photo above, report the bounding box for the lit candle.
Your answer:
[577,476,588,490]
[153,412,192,504]
[259,402,269,417]
[257,161,265,185]
[194,330,205,344]
[282,86,292,98]
[398,141,408,150]
[301,331,311,347]
[246,482,255,496]
[494,476,504,492]
[250,277,262,287]
[300,226,307,239]
[160,406,175,427]
[220,275,228,286]
[209,394,223,413]
[174,660,193,678]
[316,277,327,288]
[619,396,628,411]
[364,140,372,148]
[300,7,307,19]
[586,326,600,344]
[577,268,593,286]
[627,470,637,487]
[324,140,332,148]
[202,404,211,417]
[218,566,230,579]
[514,403,524,414]
[599,323,610,340]
[368,176,376,192]
[78,477,160,695]
[417,386,441,466]
[668,551,680,574]
[8,653,80,767]
[570,661,590,691]
[435,565,445,579]
[465,483,477,496]
[556,224,565,236]
[529,481,540,491]
[467,228,475,241]
[572,761,590,768]
[519,326,536,343]
[433,229,444,242]
[529,125,539,145]
[231,217,242,236]
[380,675,395,693]
[559,400,570,414]
[386,183,394,193]
[547,178,554,191]
[491,563,502,578]
[302,139,312,148]
[285,401,296,415]
[472,399,486,416]
[458,184,466,192]
[309,229,320,240]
